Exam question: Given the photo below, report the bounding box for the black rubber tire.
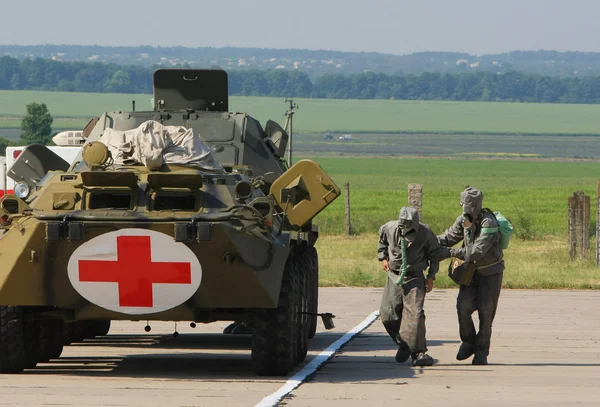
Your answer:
[47,320,64,360]
[63,321,86,344]
[82,321,97,339]
[307,246,319,339]
[38,319,64,361]
[22,313,40,369]
[62,322,72,346]
[37,320,53,363]
[251,254,300,376]
[91,320,111,337]
[296,250,310,364]
[0,306,25,373]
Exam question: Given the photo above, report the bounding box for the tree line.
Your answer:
[2,56,600,103]
[5,45,600,77]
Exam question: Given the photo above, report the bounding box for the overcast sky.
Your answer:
[1,0,598,55]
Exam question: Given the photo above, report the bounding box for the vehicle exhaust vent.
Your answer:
[88,193,131,210]
[154,194,196,211]
[1,198,19,214]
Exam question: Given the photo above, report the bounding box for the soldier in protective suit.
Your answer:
[378,206,440,367]
[437,187,504,365]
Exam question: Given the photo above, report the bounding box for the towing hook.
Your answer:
[300,311,336,330]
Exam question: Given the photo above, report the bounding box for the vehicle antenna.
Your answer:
[283,98,298,166]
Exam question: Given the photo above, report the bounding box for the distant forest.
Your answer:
[4,45,600,78]
[2,56,600,103]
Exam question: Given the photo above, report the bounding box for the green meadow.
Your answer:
[2,90,600,288]
[308,156,600,289]
[311,156,598,236]
[2,90,600,134]
[316,234,600,289]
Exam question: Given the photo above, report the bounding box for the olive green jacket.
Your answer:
[438,210,505,276]
[378,221,441,280]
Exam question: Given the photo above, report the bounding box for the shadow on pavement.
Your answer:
[303,334,463,383]
[67,333,253,350]
[23,332,346,380]
[23,331,469,382]
[28,353,257,379]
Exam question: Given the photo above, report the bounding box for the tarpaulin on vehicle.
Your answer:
[99,120,224,172]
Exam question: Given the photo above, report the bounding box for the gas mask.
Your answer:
[399,219,414,236]
[459,187,483,231]
[398,206,420,240]
[460,202,474,230]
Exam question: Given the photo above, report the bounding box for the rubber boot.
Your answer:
[472,353,488,365]
[456,342,474,361]
[395,343,411,363]
[412,352,434,367]
[231,322,250,335]
[223,322,237,334]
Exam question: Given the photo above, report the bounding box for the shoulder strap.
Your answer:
[483,207,497,219]
[480,208,500,235]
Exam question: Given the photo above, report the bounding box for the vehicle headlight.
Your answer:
[14,182,30,199]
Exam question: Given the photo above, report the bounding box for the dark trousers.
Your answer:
[456,271,503,356]
[380,272,427,354]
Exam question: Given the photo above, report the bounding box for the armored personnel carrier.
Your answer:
[0,69,340,376]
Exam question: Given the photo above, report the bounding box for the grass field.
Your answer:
[310,156,598,236]
[316,234,600,289]
[2,90,600,134]
[309,156,600,289]
[2,90,599,288]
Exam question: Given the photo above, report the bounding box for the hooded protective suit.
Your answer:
[437,187,504,364]
[378,207,440,279]
[438,186,504,275]
[378,207,440,364]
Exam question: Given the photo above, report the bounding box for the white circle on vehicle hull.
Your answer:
[67,229,202,315]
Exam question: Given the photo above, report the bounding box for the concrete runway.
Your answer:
[1,288,599,406]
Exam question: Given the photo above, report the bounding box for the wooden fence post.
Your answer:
[344,182,351,235]
[569,191,590,260]
[408,184,423,219]
[597,180,600,266]
[569,194,576,260]
[584,193,590,257]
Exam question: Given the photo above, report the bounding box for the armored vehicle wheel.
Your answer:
[22,313,40,369]
[45,320,64,360]
[81,320,110,339]
[307,246,319,339]
[37,320,54,362]
[38,320,64,361]
[0,306,26,373]
[251,254,300,376]
[296,250,311,364]
[91,320,111,337]
[63,321,86,345]
[82,321,97,339]
[62,322,72,346]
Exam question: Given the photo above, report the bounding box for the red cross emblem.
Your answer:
[78,236,192,307]
[68,229,202,315]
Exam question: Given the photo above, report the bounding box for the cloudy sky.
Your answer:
[1,0,597,55]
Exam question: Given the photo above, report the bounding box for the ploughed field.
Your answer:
[294,132,600,159]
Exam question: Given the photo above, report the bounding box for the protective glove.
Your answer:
[425,278,434,293]
[437,247,452,261]
[449,247,460,258]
